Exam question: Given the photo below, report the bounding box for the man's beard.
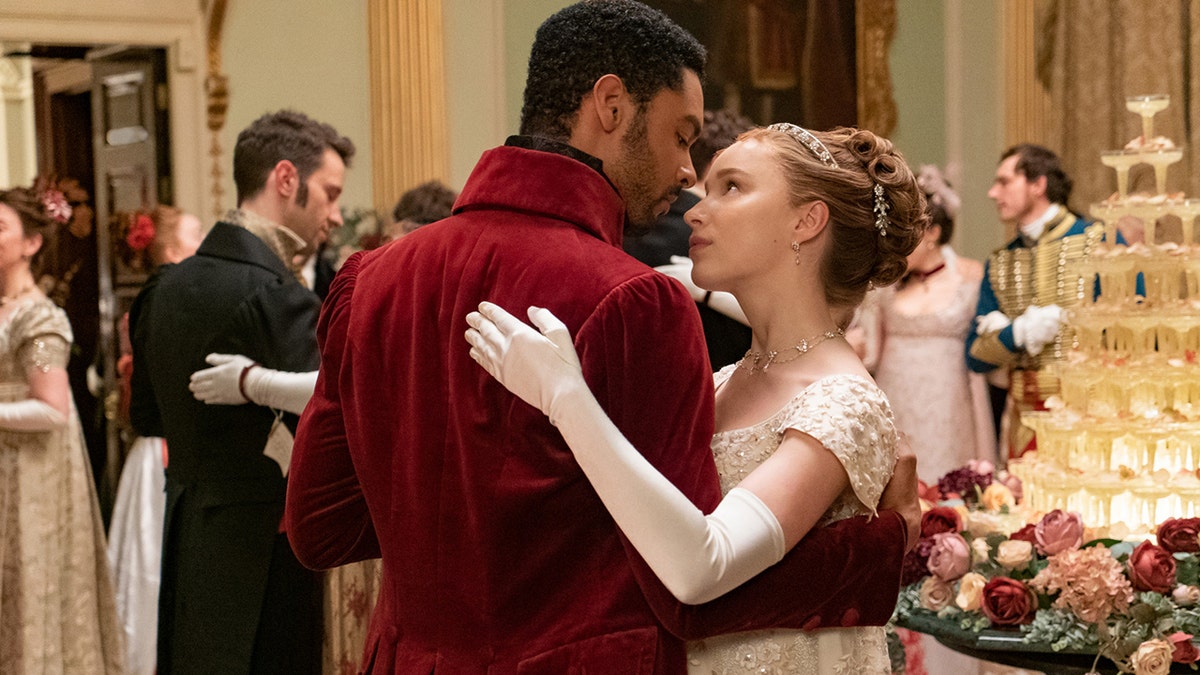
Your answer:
[609,111,678,236]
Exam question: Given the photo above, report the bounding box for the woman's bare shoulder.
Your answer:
[956,255,984,281]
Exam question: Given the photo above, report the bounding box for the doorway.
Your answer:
[24,43,173,517]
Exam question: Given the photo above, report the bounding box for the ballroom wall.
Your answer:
[219,0,374,216]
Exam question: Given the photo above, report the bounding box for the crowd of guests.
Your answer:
[0,2,1101,674]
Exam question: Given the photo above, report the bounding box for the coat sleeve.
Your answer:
[286,252,381,568]
[129,273,165,438]
[578,275,907,639]
[966,259,1020,373]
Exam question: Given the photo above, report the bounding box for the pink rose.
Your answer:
[1174,585,1200,607]
[1169,632,1200,664]
[927,532,971,582]
[920,507,963,539]
[1128,540,1178,594]
[1034,510,1084,556]
[1157,518,1200,554]
[981,577,1037,626]
[996,470,1023,503]
[1132,638,1174,675]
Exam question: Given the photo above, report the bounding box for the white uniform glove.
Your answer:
[190,353,317,415]
[1011,304,1064,356]
[974,310,1012,336]
[655,256,748,326]
[0,399,67,431]
[466,302,785,604]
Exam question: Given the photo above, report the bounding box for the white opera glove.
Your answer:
[655,255,706,302]
[241,367,317,415]
[657,256,748,326]
[190,353,317,415]
[0,399,67,431]
[189,353,255,405]
[1011,304,1064,356]
[974,310,1012,336]
[465,302,785,604]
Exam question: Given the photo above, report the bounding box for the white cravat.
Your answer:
[1019,204,1061,242]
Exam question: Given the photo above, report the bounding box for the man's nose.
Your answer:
[679,158,697,190]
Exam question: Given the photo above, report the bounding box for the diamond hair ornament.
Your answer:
[767,123,839,169]
[873,184,889,236]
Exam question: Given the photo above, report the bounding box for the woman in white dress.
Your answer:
[465,124,928,674]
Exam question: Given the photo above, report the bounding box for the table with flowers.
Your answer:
[893,461,1200,675]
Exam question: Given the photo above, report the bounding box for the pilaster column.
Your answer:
[1003,0,1051,147]
[368,0,449,215]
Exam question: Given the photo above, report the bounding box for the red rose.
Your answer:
[1170,632,1200,664]
[1009,523,1037,545]
[1158,518,1200,554]
[920,507,963,539]
[981,577,1037,626]
[917,479,942,503]
[1128,540,1178,593]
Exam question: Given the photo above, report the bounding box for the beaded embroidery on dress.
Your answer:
[687,370,897,675]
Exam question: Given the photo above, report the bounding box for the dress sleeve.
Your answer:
[13,300,73,372]
[777,376,898,514]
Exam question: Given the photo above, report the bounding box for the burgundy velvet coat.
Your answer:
[286,143,907,674]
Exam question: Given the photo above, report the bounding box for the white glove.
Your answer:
[190,353,317,415]
[189,353,255,405]
[974,310,1012,336]
[1011,304,1064,356]
[0,399,67,431]
[465,302,785,604]
[656,256,748,326]
[655,255,705,302]
[241,367,317,415]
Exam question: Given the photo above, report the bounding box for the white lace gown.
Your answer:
[686,370,897,675]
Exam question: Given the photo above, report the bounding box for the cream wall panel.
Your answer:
[219,0,373,214]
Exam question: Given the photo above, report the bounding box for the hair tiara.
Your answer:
[766,123,838,169]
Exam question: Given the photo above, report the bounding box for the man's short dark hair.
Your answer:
[392,180,458,232]
[519,0,707,140]
[233,110,356,205]
[692,109,754,181]
[1001,143,1073,206]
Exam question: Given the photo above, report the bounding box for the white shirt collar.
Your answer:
[1019,203,1061,241]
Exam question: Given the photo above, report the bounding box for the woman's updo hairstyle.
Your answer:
[0,186,56,274]
[742,125,929,308]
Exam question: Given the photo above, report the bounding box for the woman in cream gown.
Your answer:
[0,186,123,673]
[466,124,929,674]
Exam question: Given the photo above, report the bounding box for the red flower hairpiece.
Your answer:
[126,213,156,252]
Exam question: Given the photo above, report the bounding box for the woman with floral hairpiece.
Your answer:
[466,124,927,673]
[0,185,123,673]
[854,165,997,483]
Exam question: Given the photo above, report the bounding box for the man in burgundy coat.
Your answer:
[286,2,918,672]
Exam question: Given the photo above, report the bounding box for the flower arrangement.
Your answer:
[894,461,1200,674]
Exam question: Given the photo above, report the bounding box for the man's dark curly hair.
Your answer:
[519,0,707,140]
[233,109,355,205]
[1001,143,1073,207]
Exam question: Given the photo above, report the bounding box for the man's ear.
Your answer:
[588,74,630,133]
[272,160,299,198]
[1030,174,1048,199]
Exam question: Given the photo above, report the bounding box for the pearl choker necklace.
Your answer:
[737,328,845,374]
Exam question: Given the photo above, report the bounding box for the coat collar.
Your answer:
[453,142,628,247]
[196,221,295,279]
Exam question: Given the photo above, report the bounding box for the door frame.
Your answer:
[0,9,207,218]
